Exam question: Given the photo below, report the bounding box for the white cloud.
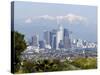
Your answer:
[38,15,55,20]
[25,18,32,23]
[63,14,87,24]
[36,14,87,23]
[25,14,87,24]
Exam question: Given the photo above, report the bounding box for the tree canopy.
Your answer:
[13,31,27,72]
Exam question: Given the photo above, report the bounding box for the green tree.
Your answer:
[71,57,97,69]
[13,31,27,72]
[20,59,68,73]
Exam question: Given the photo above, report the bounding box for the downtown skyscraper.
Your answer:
[56,25,64,49]
[44,31,51,49]
[50,29,57,49]
[63,28,71,49]
[31,34,39,49]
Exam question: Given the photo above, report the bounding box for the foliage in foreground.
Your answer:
[16,57,97,73]
[71,57,97,69]
[13,31,27,72]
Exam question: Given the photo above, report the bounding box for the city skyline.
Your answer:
[29,25,96,50]
[14,1,97,42]
[30,25,72,50]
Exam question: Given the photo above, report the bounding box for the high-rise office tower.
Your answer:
[44,31,51,49]
[63,28,71,49]
[56,25,63,49]
[39,40,45,49]
[32,34,39,48]
[50,29,57,49]
[59,40,64,49]
[52,35,56,49]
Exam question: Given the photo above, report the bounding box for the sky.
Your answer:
[13,1,97,42]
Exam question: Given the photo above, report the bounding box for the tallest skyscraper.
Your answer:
[56,25,63,49]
